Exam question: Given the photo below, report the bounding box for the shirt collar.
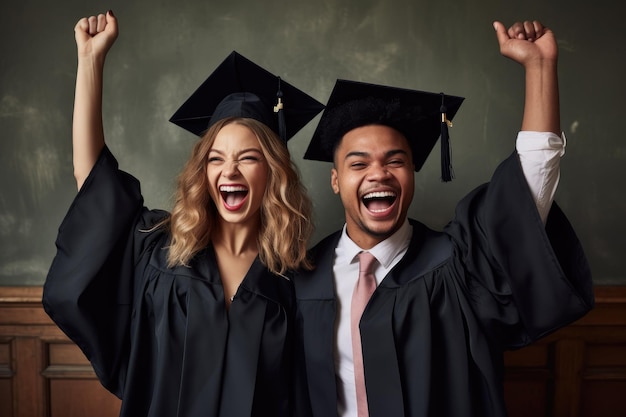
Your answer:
[335,219,412,268]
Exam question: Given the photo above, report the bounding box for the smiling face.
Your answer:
[331,124,415,249]
[206,122,269,227]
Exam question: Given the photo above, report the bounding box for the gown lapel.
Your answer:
[360,288,405,417]
[175,248,228,417]
[175,251,274,417]
[361,220,453,417]
[295,232,341,417]
[218,259,268,416]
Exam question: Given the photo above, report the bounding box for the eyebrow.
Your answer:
[208,147,264,156]
[344,149,409,160]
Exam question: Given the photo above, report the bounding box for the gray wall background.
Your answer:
[0,0,624,286]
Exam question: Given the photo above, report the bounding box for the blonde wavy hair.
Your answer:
[165,117,314,275]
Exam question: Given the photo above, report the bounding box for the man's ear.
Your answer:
[331,168,340,194]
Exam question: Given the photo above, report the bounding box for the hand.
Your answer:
[493,20,557,67]
[74,10,118,60]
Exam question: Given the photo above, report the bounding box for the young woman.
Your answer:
[43,11,323,417]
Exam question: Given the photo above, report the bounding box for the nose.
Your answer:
[222,160,240,178]
[367,163,391,181]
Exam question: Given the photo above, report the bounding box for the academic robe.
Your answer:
[293,152,594,417]
[43,146,295,417]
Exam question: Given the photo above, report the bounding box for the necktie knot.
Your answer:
[358,251,377,275]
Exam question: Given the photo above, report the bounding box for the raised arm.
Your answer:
[493,20,560,135]
[72,11,118,190]
[493,20,562,224]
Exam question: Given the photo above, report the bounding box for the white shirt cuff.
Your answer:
[515,131,566,224]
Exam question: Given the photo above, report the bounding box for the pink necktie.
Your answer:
[351,251,377,417]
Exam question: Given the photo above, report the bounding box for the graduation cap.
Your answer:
[169,51,325,143]
[304,79,464,181]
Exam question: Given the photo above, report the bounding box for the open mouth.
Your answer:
[220,185,249,209]
[362,190,397,214]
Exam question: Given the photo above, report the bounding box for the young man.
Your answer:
[294,20,593,417]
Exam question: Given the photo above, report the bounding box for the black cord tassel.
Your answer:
[440,92,453,182]
[274,77,287,142]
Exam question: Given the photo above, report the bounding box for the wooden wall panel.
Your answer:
[0,286,121,417]
[1,285,624,417]
[0,337,14,417]
[49,379,121,417]
[43,341,121,417]
[503,286,626,417]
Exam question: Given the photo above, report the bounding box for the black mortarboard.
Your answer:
[169,51,324,142]
[304,79,464,181]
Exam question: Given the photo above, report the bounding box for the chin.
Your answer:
[363,221,399,239]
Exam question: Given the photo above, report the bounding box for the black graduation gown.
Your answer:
[43,146,295,417]
[293,152,594,417]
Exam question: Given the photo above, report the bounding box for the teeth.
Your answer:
[220,185,248,192]
[363,191,396,199]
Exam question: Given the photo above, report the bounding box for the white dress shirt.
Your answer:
[332,131,565,416]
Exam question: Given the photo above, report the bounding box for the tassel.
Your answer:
[440,92,453,182]
[274,77,287,142]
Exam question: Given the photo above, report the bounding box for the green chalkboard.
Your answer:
[0,0,624,285]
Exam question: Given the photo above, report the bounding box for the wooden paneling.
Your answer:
[504,286,626,417]
[0,286,624,417]
[0,286,121,417]
[0,336,14,417]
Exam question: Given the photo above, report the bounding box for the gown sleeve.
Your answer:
[42,146,166,397]
[444,151,594,349]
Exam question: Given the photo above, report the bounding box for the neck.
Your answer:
[345,223,394,250]
[212,220,260,256]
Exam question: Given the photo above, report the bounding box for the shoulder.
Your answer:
[385,219,455,285]
[133,209,171,264]
[292,230,341,297]
[308,230,342,261]
[408,219,453,249]
[137,208,170,231]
